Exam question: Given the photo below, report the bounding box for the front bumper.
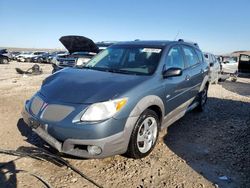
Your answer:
[21,102,129,158]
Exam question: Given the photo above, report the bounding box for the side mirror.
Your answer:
[163,67,182,78]
[210,62,214,67]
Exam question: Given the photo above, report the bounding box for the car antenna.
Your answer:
[174,31,181,41]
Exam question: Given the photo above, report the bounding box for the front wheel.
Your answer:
[195,84,208,112]
[126,109,160,159]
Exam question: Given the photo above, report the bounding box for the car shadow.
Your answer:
[163,97,250,188]
[220,80,250,97]
[17,118,48,149]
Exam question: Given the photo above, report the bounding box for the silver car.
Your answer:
[204,52,221,84]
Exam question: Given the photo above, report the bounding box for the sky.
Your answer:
[0,0,249,54]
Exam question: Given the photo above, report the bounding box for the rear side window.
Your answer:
[165,46,185,69]
[182,46,199,68]
[240,54,250,61]
[211,55,216,62]
[195,50,204,63]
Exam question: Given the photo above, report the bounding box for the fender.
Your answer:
[121,95,165,153]
[129,95,165,118]
[199,74,209,92]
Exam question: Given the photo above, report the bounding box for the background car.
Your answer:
[220,58,238,82]
[0,49,10,64]
[30,52,49,63]
[24,51,47,62]
[51,36,114,73]
[45,51,67,64]
[204,52,221,84]
[9,51,21,61]
[238,54,250,73]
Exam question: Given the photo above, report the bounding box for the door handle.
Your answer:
[185,75,190,81]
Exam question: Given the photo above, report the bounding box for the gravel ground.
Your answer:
[0,62,249,188]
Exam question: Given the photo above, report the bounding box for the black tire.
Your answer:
[1,58,9,64]
[37,58,43,63]
[231,77,237,82]
[126,109,160,159]
[231,75,237,82]
[195,84,208,112]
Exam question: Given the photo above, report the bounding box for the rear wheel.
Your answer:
[196,84,208,112]
[1,58,9,64]
[126,109,160,159]
[231,73,238,82]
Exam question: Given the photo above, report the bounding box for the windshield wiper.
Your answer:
[83,66,145,75]
[83,66,107,71]
[106,69,135,75]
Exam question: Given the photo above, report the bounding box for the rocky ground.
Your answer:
[0,62,249,188]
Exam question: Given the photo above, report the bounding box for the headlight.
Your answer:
[76,57,91,66]
[80,98,128,122]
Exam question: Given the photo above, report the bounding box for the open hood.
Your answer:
[59,35,99,54]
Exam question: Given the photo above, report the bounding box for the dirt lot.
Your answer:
[0,62,249,188]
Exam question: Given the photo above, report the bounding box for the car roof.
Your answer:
[112,40,200,49]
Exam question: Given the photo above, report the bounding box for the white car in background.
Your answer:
[221,58,238,82]
[16,51,46,62]
[204,52,221,84]
[16,52,32,62]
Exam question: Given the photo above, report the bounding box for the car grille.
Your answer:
[30,96,75,122]
[58,59,76,67]
[41,104,74,122]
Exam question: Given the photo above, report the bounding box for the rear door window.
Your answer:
[211,55,216,63]
[182,46,200,68]
[240,55,249,61]
[165,46,185,70]
[195,50,204,63]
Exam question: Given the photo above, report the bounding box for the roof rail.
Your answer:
[178,39,199,47]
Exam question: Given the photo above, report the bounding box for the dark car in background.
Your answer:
[0,49,10,64]
[51,35,114,73]
[30,52,49,63]
[238,54,250,73]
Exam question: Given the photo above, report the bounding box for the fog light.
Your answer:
[87,145,102,155]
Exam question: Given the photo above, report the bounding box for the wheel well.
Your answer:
[147,105,163,123]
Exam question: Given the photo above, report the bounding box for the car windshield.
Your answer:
[85,46,163,75]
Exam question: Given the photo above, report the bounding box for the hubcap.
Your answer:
[137,117,158,153]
